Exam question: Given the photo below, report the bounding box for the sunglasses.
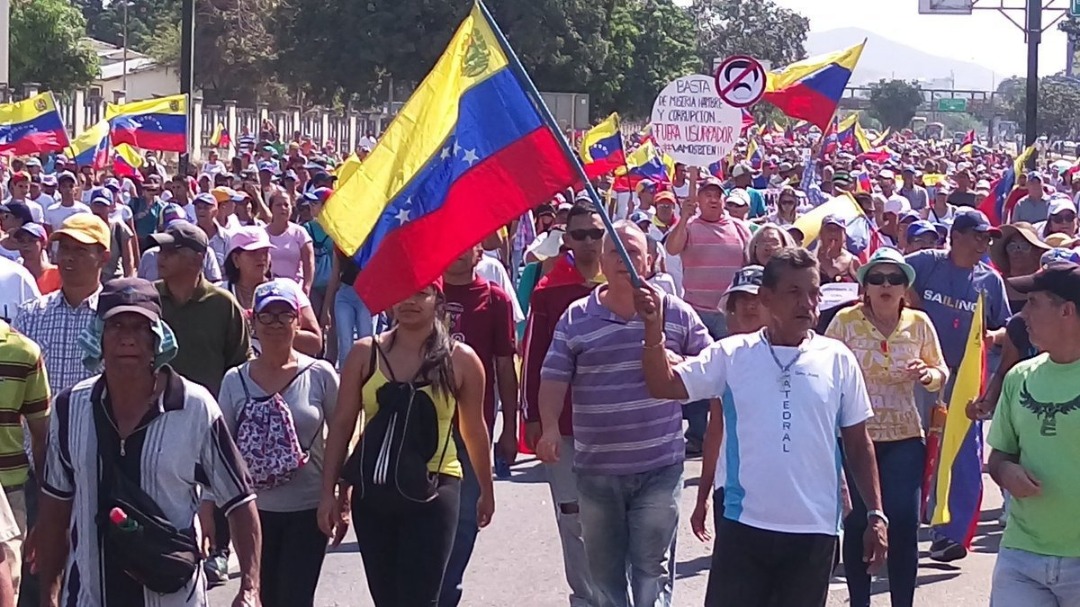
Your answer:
[864,272,908,286]
[1052,212,1077,222]
[568,228,605,241]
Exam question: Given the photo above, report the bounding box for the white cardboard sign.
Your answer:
[650,75,742,167]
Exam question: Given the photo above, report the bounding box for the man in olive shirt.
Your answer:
[151,220,251,587]
[152,221,250,395]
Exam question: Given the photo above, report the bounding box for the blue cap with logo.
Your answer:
[253,279,301,312]
[950,208,1001,236]
[906,220,939,241]
[723,265,764,298]
[1041,248,1080,267]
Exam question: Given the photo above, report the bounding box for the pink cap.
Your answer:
[227,226,275,257]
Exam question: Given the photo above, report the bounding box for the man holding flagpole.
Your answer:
[905,208,1010,563]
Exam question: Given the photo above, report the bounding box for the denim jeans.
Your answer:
[843,437,925,607]
[546,437,597,607]
[992,547,1080,607]
[439,433,482,607]
[577,462,682,607]
[334,286,374,368]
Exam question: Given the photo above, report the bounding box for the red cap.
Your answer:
[9,172,30,184]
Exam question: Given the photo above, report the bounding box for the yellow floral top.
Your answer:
[825,304,949,442]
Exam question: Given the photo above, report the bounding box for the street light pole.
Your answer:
[179,0,194,175]
[122,0,129,95]
[1025,0,1041,167]
[0,0,10,101]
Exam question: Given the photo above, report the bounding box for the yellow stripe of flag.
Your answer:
[319,5,511,255]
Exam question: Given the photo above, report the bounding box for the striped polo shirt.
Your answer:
[679,215,751,312]
[42,366,255,606]
[0,321,49,487]
[541,289,711,475]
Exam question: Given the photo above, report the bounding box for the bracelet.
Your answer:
[642,340,665,350]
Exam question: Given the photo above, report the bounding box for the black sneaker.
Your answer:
[929,538,967,563]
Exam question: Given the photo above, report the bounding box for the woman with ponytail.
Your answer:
[824,247,948,607]
[317,281,494,606]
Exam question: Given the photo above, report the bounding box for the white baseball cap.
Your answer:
[883,196,912,216]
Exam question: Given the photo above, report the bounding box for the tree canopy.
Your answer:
[867,79,924,131]
[49,0,809,119]
[996,76,1080,138]
[9,0,99,92]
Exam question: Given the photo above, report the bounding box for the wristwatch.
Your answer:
[867,509,890,527]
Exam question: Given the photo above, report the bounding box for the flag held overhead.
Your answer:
[765,41,866,129]
[317,2,579,314]
[0,92,71,156]
[580,113,625,180]
[106,94,188,153]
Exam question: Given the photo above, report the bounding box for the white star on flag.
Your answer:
[395,208,411,225]
[462,149,479,166]
[440,147,451,160]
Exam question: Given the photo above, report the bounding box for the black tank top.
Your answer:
[337,249,361,286]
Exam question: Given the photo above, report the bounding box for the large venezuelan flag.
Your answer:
[930,295,985,548]
[317,3,579,314]
[69,119,112,170]
[0,92,71,156]
[106,94,188,153]
[765,41,866,129]
[580,113,625,179]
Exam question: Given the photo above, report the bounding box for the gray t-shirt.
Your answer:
[102,219,133,283]
[1011,196,1050,225]
[218,354,339,512]
[899,185,929,211]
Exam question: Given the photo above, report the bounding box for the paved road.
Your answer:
[209,457,1002,606]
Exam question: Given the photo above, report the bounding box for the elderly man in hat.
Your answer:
[35,277,262,607]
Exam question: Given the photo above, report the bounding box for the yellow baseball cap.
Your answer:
[210,186,244,204]
[50,214,110,248]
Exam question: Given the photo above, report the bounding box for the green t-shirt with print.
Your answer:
[988,353,1080,557]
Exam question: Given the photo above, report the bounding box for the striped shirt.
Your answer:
[541,289,711,475]
[41,367,254,606]
[0,321,50,487]
[679,216,751,312]
[14,289,100,396]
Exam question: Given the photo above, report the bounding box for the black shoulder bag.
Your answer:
[93,396,202,595]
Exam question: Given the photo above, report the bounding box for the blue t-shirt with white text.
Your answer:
[906,249,1010,370]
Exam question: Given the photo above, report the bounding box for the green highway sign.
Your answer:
[1073,0,1080,17]
[936,98,967,113]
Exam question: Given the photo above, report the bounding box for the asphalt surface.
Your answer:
[209,457,1002,606]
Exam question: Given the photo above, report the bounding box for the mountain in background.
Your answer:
[805,27,1007,91]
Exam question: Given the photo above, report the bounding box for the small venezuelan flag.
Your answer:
[69,119,112,171]
[106,94,188,153]
[613,141,674,192]
[765,41,866,129]
[210,123,231,149]
[0,92,71,156]
[579,113,625,179]
[317,2,579,314]
[113,143,144,179]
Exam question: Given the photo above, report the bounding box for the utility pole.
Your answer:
[0,0,9,102]
[179,0,195,176]
[1025,0,1041,167]
[122,0,129,95]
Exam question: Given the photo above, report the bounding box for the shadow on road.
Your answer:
[676,554,712,580]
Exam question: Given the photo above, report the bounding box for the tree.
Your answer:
[867,79,923,130]
[9,0,99,91]
[598,0,699,119]
[688,0,808,72]
[995,76,1080,137]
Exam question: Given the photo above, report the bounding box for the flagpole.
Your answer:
[476,0,642,287]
